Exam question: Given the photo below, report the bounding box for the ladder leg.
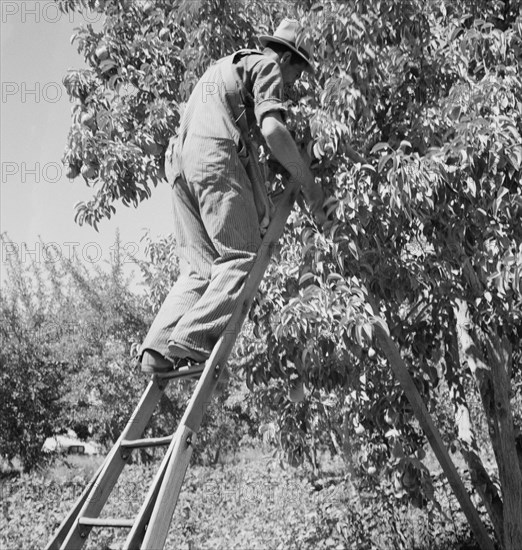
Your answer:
[122,432,173,549]
[141,425,195,549]
[55,376,168,550]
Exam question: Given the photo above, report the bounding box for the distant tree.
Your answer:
[137,231,179,314]
[0,232,152,462]
[0,294,63,473]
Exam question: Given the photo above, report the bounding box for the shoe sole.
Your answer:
[140,349,175,374]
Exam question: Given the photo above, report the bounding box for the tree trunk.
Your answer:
[484,334,522,550]
[446,316,504,543]
[454,299,522,549]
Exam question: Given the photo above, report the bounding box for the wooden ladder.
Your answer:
[45,180,301,550]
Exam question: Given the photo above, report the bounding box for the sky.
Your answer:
[0,1,174,287]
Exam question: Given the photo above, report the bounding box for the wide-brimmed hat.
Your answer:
[259,18,314,72]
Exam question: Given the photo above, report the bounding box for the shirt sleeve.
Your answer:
[250,57,287,125]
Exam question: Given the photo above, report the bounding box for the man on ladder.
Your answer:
[45,20,327,550]
[140,18,326,375]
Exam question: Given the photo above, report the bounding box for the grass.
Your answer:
[1,444,490,550]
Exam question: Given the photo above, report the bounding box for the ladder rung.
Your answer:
[157,363,205,379]
[78,517,134,528]
[121,435,173,449]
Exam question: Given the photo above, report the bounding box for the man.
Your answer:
[140,18,325,374]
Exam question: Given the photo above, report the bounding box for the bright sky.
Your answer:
[0,1,174,287]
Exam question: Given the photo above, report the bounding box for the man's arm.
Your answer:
[260,112,326,224]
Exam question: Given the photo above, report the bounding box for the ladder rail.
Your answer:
[373,319,495,550]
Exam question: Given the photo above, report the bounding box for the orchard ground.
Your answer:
[2,444,491,550]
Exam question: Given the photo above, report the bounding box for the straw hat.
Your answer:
[259,18,314,72]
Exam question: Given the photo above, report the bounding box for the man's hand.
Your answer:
[299,146,327,225]
[261,112,328,226]
[301,171,327,226]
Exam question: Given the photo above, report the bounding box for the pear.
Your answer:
[95,44,109,61]
[81,112,96,130]
[81,164,97,180]
[65,163,81,179]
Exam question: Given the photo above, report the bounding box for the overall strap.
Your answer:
[220,51,271,233]
[222,49,263,137]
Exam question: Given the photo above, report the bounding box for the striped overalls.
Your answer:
[140,50,286,359]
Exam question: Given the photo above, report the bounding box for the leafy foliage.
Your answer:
[0,232,152,462]
[242,1,522,546]
[0,231,257,470]
[0,297,63,473]
[136,231,179,314]
[57,0,290,227]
